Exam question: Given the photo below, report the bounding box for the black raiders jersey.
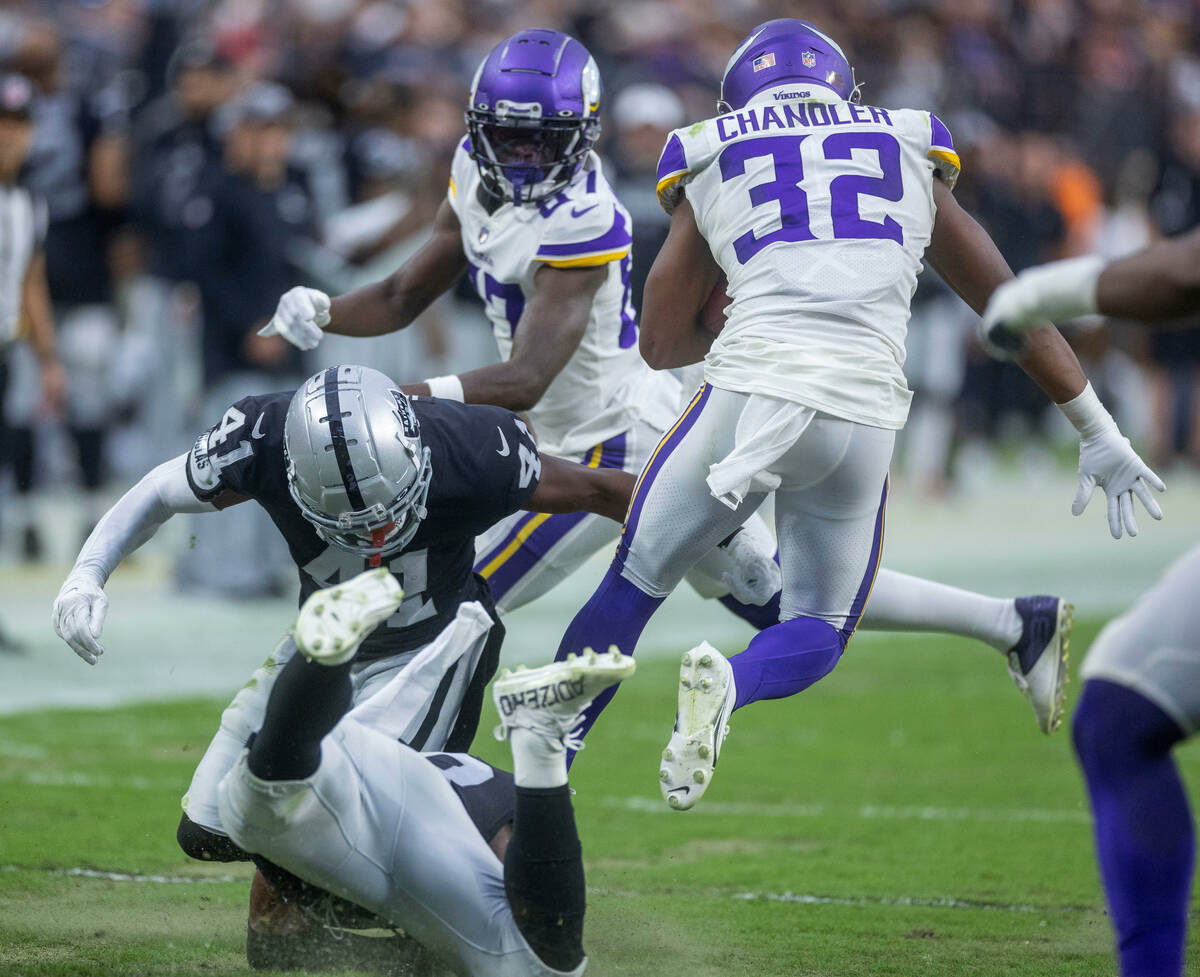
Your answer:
[184,391,543,659]
[424,752,516,842]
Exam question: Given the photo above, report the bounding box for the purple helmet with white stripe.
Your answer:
[466,29,602,206]
[719,19,858,113]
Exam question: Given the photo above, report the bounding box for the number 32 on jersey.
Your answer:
[719,131,905,263]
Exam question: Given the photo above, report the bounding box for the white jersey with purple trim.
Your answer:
[656,88,961,430]
[448,139,679,457]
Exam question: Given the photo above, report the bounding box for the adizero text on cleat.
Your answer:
[1007,596,1074,734]
[492,647,636,752]
[659,641,735,811]
[294,568,404,666]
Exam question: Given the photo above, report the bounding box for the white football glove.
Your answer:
[258,286,331,351]
[52,577,109,665]
[719,530,782,607]
[1074,428,1165,539]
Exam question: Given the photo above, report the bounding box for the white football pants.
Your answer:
[617,383,894,633]
[183,602,498,835]
[218,602,583,977]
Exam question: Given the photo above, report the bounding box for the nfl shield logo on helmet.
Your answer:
[802,50,817,68]
[752,52,775,72]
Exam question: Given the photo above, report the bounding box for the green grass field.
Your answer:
[1,618,1197,976]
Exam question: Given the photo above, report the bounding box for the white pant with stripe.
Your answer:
[616,383,894,634]
[183,601,498,835]
[217,603,583,977]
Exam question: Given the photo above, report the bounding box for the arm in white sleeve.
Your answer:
[54,454,222,664]
[70,453,217,587]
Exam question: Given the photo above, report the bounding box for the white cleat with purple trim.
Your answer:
[659,641,736,811]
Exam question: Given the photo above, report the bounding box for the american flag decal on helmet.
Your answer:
[802,50,817,68]
[752,52,775,71]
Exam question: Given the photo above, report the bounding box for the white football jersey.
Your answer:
[656,87,961,430]
[448,139,679,457]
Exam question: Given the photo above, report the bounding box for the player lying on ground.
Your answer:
[263,28,1076,735]
[49,364,645,868]
[550,17,1164,812]
[984,228,1200,977]
[217,566,635,977]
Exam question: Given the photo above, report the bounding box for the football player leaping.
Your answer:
[548,18,1164,810]
[51,364,633,868]
[984,230,1200,977]
[265,28,1080,735]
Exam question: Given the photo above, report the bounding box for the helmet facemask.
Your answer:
[465,31,602,207]
[467,108,599,205]
[286,442,432,559]
[283,366,435,561]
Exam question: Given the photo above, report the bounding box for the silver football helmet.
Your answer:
[284,365,433,558]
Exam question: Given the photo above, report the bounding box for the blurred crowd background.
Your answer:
[1,0,1199,596]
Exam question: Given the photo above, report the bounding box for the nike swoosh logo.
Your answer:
[251,413,266,439]
[495,427,510,456]
[667,785,690,795]
[571,204,598,218]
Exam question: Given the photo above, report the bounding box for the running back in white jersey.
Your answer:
[448,139,678,457]
[655,88,961,430]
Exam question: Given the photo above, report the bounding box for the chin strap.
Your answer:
[368,528,389,568]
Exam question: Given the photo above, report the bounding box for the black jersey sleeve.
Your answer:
[417,400,543,536]
[424,753,515,842]
[185,392,292,505]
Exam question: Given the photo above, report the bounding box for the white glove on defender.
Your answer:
[1075,428,1165,540]
[52,578,109,665]
[258,286,331,351]
[719,530,782,606]
[1059,383,1164,540]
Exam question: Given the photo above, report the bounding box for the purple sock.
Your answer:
[1073,679,1192,977]
[554,565,664,765]
[719,591,781,630]
[729,616,845,711]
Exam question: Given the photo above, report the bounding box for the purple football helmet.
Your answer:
[466,29,602,205]
[718,19,859,113]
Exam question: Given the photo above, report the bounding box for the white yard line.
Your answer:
[0,865,245,885]
[0,864,1103,916]
[602,795,1091,824]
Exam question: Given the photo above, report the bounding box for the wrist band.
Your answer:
[1057,381,1116,439]
[425,374,464,402]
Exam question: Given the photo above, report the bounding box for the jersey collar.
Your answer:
[745,83,844,108]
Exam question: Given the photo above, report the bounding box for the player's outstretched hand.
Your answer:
[1074,428,1165,539]
[52,578,109,665]
[258,286,331,351]
[720,530,782,606]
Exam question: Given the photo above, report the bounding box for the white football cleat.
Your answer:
[294,568,404,666]
[493,647,636,752]
[660,641,735,811]
[1007,596,1074,734]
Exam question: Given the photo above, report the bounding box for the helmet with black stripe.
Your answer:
[284,365,432,558]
